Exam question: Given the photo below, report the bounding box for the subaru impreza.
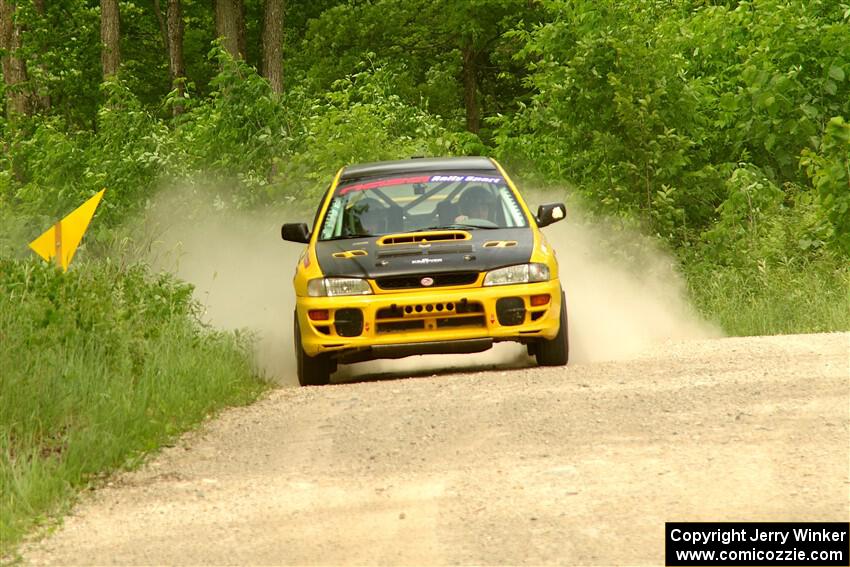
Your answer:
[281,156,568,386]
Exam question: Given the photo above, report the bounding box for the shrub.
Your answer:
[0,259,265,552]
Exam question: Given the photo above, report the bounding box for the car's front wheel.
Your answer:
[294,311,332,386]
[535,290,569,366]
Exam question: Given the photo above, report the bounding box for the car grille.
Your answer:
[374,300,485,334]
[375,272,479,290]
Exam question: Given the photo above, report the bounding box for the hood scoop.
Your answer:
[378,231,470,246]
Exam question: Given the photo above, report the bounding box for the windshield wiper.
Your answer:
[423,223,499,230]
[325,223,499,240]
[323,233,374,241]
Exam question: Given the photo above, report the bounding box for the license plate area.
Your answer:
[374,300,485,334]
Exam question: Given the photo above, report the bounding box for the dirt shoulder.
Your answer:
[21,333,850,565]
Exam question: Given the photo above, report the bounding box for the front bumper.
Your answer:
[295,279,562,359]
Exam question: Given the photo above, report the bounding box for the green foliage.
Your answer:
[7,80,172,224]
[16,0,102,125]
[701,165,785,264]
[288,0,538,132]
[0,259,265,551]
[801,116,850,253]
[275,63,482,199]
[686,258,850,336]
[495,0,719,230]
[5,45,482,217]
[497,0,850,250]
[172,46,288,191]
[7,117,93,217]
[683,0,849,176]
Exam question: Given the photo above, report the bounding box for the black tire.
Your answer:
[535,290,569,366]
[294,312,332,386]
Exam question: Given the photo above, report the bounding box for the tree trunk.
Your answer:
[166,0,185,114]
[237,0,246,61]
[0,0,30,117]
[461,43,480,134]
[30,0,49,111]
[215,0,245,60]
[152,0,168,52]
[100,0,120,78]
[262,0,283,93]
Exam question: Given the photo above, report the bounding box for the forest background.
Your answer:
[1,0,849,552]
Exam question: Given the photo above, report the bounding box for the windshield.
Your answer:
[317,171,528,240]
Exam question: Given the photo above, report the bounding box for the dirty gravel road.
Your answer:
[23,332,850,565]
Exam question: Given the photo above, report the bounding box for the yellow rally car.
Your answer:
[281,156,568,386]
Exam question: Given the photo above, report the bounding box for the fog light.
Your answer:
[530,294,550,306]
[496,297,525,326]
[308,309,329,321]
[334,308,364,337]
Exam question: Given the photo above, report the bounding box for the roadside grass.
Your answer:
[685,259,850,337]
[0,259,267,555]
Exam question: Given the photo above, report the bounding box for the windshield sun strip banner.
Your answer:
[338,174,506,195]
[339,175,431,195]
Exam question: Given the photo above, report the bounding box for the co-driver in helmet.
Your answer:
[454,185,495,223]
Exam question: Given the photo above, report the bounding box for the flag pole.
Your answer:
[54,220,63,270]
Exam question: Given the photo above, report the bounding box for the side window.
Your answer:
[320,198,344,239]
[311,185,332,231]
[498,186,527,227]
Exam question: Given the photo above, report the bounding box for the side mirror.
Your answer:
[536,203,567,228]
[281,223,310,243]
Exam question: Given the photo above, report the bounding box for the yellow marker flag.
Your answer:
[29,189,105,272]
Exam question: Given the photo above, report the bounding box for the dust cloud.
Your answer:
[138,186,303,386]
[138,185,718,387]
[538,199,721,363]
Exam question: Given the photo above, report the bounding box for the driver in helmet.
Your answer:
[352,197,387,235]
[455,185,495,223]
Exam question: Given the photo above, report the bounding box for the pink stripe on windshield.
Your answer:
[338,175,432,195]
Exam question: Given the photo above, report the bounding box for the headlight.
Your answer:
[483,263,550,286]
[307,277,372,297]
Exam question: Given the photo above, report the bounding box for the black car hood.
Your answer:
[315,228,534,279]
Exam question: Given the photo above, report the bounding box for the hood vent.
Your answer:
[332,250,368,259]
[483,240,518,248]
[378,231,470,246]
